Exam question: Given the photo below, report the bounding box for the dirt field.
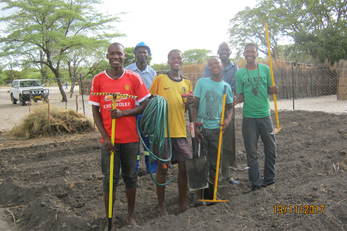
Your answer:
[1,86,346,132]
[0,106,347,230]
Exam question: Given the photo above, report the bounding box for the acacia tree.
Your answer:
[0,0,122,102]
[65,45,108,97]
[229,0,347,63]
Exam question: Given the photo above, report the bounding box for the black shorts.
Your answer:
[101,142,138,192]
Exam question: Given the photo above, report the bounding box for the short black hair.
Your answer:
[244,43,258,51]
[167,49,182,59]
[108,42,124,50]
[218,42,230,52]
[207,56,220,62]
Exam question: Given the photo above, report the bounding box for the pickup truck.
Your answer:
[10,79,49,105]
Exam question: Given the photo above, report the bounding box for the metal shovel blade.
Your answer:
[186,141,208,191]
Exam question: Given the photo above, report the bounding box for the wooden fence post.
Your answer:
[79,74,86,116]
[75,95,79,112]
[47,99,50,127]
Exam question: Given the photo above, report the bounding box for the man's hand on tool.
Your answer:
[103,136,116,152]
[186,95,194,105]
[182,92,194,105]
[233,94,243,106]
[221,117,231,133]
[111,109,125,118]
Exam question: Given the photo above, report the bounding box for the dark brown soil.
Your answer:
[0,110,346,231]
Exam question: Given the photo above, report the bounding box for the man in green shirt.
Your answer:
[234,43,277,191]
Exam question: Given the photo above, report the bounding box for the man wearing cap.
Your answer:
[126,42,157,176]
[126,42,157,89]
[203,42,239,185]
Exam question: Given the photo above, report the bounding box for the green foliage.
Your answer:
[64,44,109,82]
[182,49,211,64]
[229,0,347,63]
[124,47,135,67]
[0,0,123,101]
[0,67,52,85]
[152,63,169,73]
[276,44,315,63]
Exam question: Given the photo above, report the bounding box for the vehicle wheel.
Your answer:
[10,94,17,104]
[44,96,49,103]
[19,94,26,106]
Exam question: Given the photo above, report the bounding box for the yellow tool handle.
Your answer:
[265,23,281,131]
[108,98,117,218]
[213,87,227,200]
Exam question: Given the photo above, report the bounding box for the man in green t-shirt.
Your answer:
[234,43,277,191]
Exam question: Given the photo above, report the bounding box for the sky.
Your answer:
[99,0,257,64]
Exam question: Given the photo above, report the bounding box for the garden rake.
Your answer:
[91,92,137,231]
[265,23,281,134]
[199,86,229,204]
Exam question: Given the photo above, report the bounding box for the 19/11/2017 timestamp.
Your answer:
[273,204,326,215]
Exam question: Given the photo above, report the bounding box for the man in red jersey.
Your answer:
[89,42,150,228]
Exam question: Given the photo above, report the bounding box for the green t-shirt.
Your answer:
[194,77,233,129]
[235,64,272,118]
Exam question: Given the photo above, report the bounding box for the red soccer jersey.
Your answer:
[88,70,150,143]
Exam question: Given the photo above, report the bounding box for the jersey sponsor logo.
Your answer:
[103,101,131,109]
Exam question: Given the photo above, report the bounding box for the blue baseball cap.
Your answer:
[135,42,151,56]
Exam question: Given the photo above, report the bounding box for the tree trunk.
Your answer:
[52,68,67,102]
[67,61,75,98]
[69,75,76,98]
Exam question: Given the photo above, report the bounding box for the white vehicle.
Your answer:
[10,79,49,106]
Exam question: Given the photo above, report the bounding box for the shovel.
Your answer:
[186,122,208,191]
[183,93,208,192]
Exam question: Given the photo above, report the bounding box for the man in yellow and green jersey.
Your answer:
[150,49,193,215]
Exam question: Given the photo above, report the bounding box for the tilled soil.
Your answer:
[0,110,346,231]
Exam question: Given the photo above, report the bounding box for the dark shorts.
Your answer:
[100,142,138,192]
[165,138,192,163]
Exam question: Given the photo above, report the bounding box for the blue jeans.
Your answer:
[242,117,276,187]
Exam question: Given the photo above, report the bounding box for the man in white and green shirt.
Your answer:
[234,43,277,191]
